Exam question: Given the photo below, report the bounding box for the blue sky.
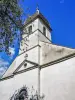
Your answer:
[0,0,75,76]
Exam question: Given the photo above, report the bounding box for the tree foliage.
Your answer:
[0,0,23,54]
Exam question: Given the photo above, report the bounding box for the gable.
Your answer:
[13,59,38,74]
[2,59,38,79]
[1,46,39,79]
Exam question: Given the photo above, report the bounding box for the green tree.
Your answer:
[0,0,23,54]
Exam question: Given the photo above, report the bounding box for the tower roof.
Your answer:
[24,11,52,31]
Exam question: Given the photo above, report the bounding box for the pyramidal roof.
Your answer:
[24,10,52,31]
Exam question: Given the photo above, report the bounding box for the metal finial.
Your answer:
[36,4,40,13]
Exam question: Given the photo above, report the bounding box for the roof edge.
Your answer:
[1,52,75,81]
[24,12,52,31]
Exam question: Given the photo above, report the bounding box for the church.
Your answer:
[0,8,75,100]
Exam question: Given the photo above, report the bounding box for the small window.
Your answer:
[24,63,27,67]
[43,27,46,36]
[28,26,32,34]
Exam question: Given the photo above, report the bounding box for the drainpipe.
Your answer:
[37,33,40,100]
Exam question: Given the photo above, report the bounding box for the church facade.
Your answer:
[0,9,75,100]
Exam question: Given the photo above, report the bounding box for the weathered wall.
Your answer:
[38,18,51,40]
[0,68,38,100]
[19,18,51,54]
[2,46,39,78]
[19,18,39,54]
[40,41,75,65]
[1,55,75,100]
[41,57,75,100]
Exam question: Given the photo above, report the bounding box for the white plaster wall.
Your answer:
[19,19,39,54]
[19,18,51,54]
[1,57,75,100]
[38,31,50,43]
[28,31,38,48]
[40,42,75,65]
[17,46,39,67]
[19,31,39,54]
[3,46,39,78]
[23,19,39,38]
[38,18,51,40]
[41,57,75,100]
[0,68,38,100]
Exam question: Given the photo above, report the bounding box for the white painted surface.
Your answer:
[38,18,51,40]
[40,41,75,65]
[3,46,39,78]
[1,57,75,100]
[41,57,75,100]
[19,18,51,54]
[19,18,39,54]
[0,69,38,100]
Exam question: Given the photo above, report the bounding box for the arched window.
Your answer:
[29,25,32,34]
[43,27,46,36]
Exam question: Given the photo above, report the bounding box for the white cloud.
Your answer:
[0,47,15,77]
[0,67,7,76]
[0,58,9,77]
[60,0,64,3]
[9,47,15,59]
[9,47,15,55]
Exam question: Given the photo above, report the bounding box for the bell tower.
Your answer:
[19,9,52,55]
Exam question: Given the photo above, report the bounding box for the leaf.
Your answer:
[0,0,24,54]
